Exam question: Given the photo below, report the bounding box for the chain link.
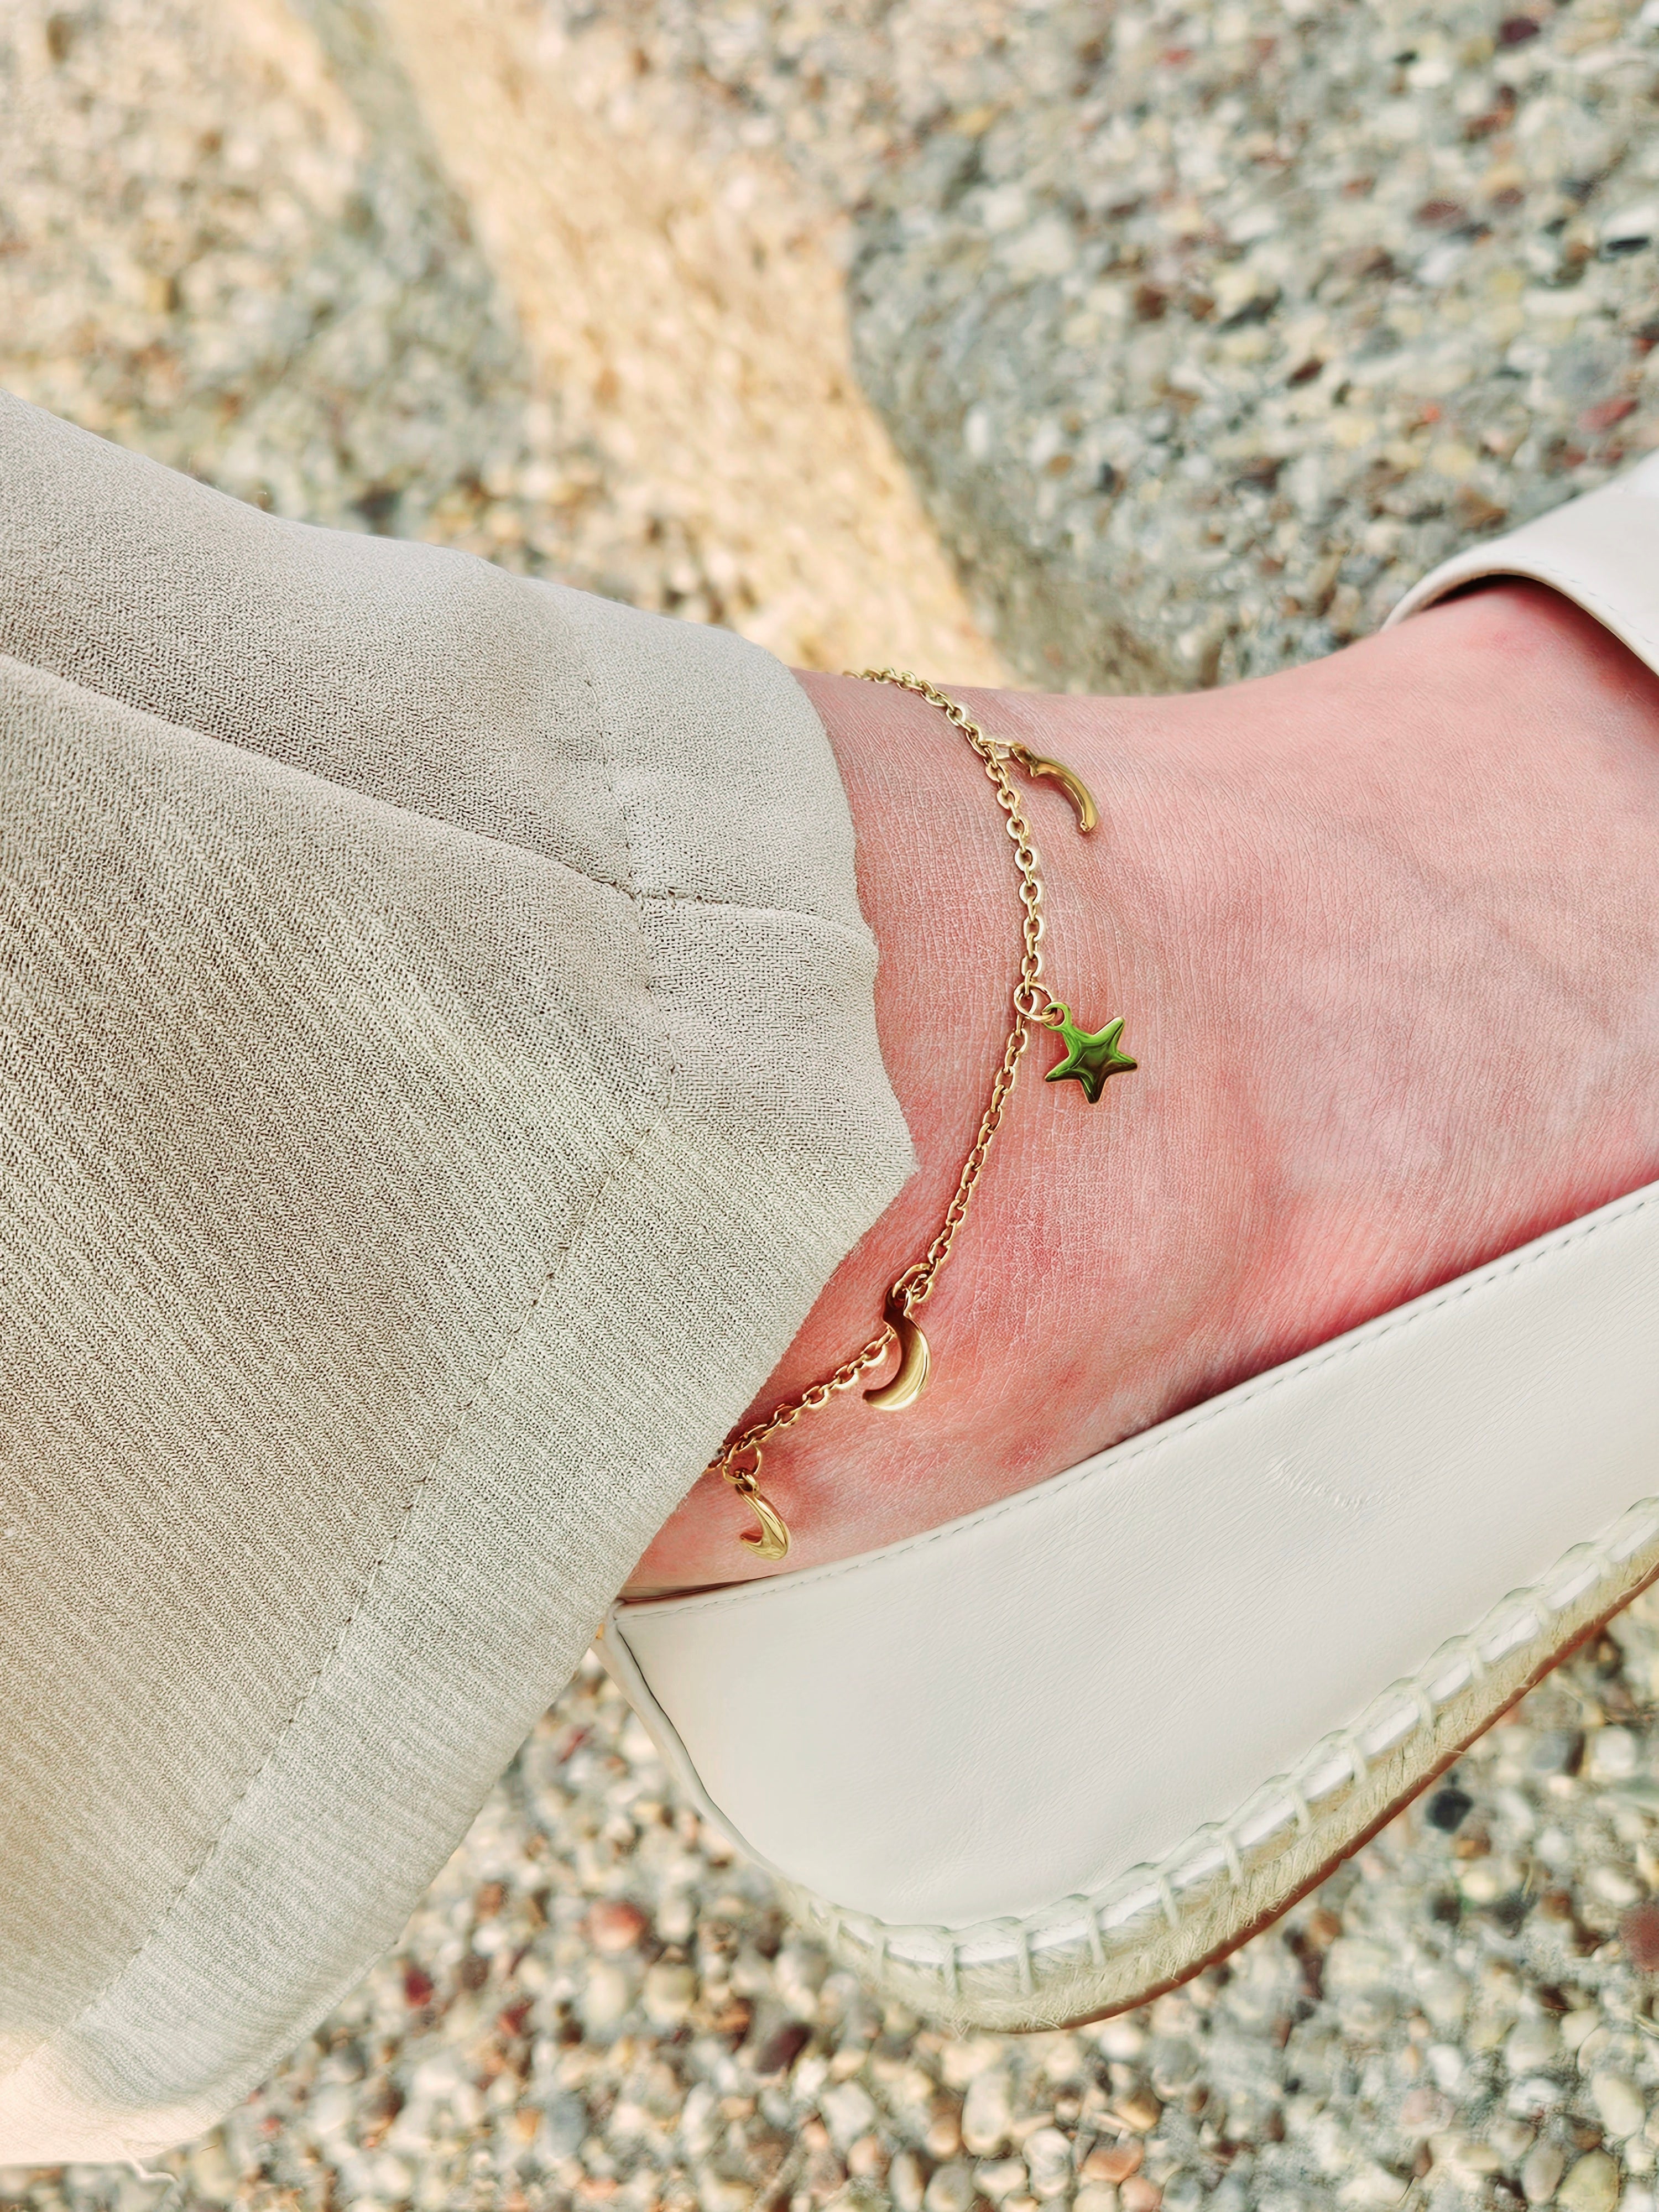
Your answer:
[707,669,1079,1518]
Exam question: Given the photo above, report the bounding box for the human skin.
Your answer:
[630,584,1659,1594]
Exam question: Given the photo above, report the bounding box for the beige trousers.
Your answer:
[0,392,912,2161]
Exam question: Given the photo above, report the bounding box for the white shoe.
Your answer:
[602,462,1659,2032]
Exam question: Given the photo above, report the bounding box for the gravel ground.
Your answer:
[851,0,1659,687]
[0,0,999,678]
[14,1618,1659,2212]
[0,0,530,551]
[548,0,1659,687]
[7,3,1659,2210]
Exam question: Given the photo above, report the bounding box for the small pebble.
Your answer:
[1427,1785,1474,1832]
[1625,1903,1659,1971]
[1590,1729,1640,1782]
[962,2068,1015,2155]
[587,1898,649,1954]
[1522,2140,1568,2204]
[1147,2036,1200,2096]
[1592,2074,1646,2141]
[185,2138,239,2204]
[1343,2166,1411,2208]
[892,2150,928,2212]
[700,2181,754,2212]
[1433,2133,1502,2180]
[1428,2043,1467,2093]
[641,1960,697,2027]
[926,2100,964,2158]
[822,2080,879,2150]
[579,1960,632,2033]
[1593,1865,1644,1906]
[941,2037,1005,2089]
[924,2161,978,2212]
[1399,2086,1454,2135]
[977,2159,1030,2201]
[1532,1731,1588,1779]
[1561,2152,1623,2212]
[848,2134,888,2179]
[1417,1967,1470,2030]
[1490,2119,1536,2162]
[1507,2017,1562,2073]
[753,2020,812,2076]
[1023,2125,1073,2194]
[1097,2018,1146,2060]
[1324,1937,1394,1993]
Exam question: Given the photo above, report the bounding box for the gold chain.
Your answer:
[707,669,1128,1563]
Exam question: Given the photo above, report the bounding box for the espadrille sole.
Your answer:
[763,1496,1659,2034]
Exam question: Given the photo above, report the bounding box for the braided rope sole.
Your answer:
[778,1496,1659,2033]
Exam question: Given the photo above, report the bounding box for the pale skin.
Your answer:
[631,584,1659,1595]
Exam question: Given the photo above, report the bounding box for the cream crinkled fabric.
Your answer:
[0,392,914,2162]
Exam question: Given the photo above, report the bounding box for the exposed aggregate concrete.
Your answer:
[551,0,1659,687]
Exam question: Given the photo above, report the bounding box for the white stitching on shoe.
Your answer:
[1168,1830,1225,1895]
[815,1496,1659,1992]
[1016,1927,1035,1995]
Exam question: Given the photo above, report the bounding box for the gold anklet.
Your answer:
[708,670,1137,1563]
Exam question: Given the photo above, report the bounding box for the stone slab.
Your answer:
[568,0,1659,689]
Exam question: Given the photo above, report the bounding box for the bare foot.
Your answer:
[632,585,1659,1593]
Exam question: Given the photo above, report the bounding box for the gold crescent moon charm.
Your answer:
[864,1289,931,1412]
[737,1485,791,1562]
[1020,752,1099,834]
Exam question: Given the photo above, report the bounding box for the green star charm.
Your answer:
[1044,1005,1136,1103]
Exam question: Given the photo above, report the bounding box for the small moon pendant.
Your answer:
[1023,753,1099,833]
[865,1290,931,1412]
[738,1488,791,1562]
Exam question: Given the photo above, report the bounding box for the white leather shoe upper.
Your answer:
[1386,447,1659,656]
[605,1185,1659,1931]
[603,458,1659,1953]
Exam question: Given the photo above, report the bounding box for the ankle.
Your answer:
[631,593,1659,1594]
